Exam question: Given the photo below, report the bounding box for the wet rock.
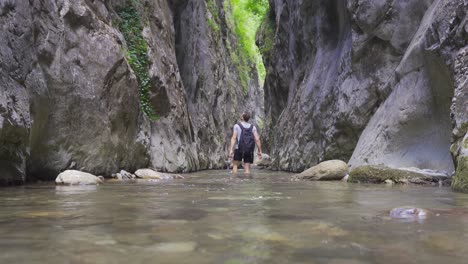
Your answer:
[349,165,449,184]
[255,153,272,167]
[452,133,468,192]
[389,207,428,219]
[114,170,136,181]
[342,174,349,182]
[55,170,103,185]
[149,242,197,253]
[134,168,184,180]
[293,160,348,181]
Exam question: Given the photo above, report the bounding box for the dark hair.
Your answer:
[242,112,251,122]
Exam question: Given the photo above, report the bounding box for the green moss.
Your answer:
[116,3,158,120]
[349,165,428,184]
[207,0,221,33]
[208,18,220,33]
[452,156,468,193]
[230,0,269,84]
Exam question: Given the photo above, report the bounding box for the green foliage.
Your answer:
[117,3,158,120]
[207,0,221,33]
[452,156,468,193]
[230,0,269,84]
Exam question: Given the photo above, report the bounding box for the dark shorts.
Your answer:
[234,149,254,163]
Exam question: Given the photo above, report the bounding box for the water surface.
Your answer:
[1,170,468,264]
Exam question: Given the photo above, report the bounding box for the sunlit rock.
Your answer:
[293,160,348,181]
[55,170,103,185]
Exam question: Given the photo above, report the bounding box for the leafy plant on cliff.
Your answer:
[207,0,221,33]
[230,0,269,83]
[117,3,158,120]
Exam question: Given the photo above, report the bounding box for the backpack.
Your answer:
[238,123,255,154]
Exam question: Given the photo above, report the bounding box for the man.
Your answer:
[229,112,262,174]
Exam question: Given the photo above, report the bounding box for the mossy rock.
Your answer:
[349,165,436,184]
[452,156,468,193]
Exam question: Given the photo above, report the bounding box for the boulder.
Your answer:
[293,160,348,181]
[55,170,103,185]
[254,153,272,167]
[349,165,449,184]
[134,169,184,180]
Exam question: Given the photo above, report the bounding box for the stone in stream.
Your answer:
[134,168,184,180]
[293,160,349,181]
[389,207,428,219]
[349,165,450,185]
[55,170,103,185]
[254,153,272,167]
[113,170,136,181]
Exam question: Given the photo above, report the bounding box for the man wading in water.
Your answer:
[229,112,263,174]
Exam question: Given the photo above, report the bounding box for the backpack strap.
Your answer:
[237,122,253,132]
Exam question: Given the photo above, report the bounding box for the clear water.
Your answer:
[1,170,468,264]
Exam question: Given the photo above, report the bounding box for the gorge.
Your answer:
[0,0,467,192]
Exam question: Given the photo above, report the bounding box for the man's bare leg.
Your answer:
[244,163,251,174]
[232,160,239,174]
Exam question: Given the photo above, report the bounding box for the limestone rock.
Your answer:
[0,0,263,185]
[263,0,466,178]
[55,170,103,185]
[294,160,348,181]
[134,169,184,180]
[349,165,448,184]
[255,154,272,167]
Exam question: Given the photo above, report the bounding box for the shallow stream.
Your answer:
[1,170,468,263]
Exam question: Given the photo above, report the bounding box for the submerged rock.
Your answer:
[349,165,450,185]
[389,207,428,219]
[293,160,348,181]
[55,170,103,185]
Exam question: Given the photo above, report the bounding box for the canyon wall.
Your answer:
[262,0,467,189]
[0,0,262,184]
[262,0,466,179]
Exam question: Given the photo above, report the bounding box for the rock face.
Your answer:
[0,0,262,184]
[173,0,264,171]
[55,170,103,185]
[262,0,467,187]
[293,160,348,181]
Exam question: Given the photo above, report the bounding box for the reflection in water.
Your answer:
[0,170,468,263]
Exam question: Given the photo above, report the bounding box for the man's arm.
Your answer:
[254,131,262,159]
[229,131,238,158]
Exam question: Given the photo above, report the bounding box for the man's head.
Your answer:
[241,112,251,122]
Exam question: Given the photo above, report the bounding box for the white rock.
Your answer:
[134,169,165,179]
[134,169,184,180]
[295,160,349,181]
[55,170,103,185]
